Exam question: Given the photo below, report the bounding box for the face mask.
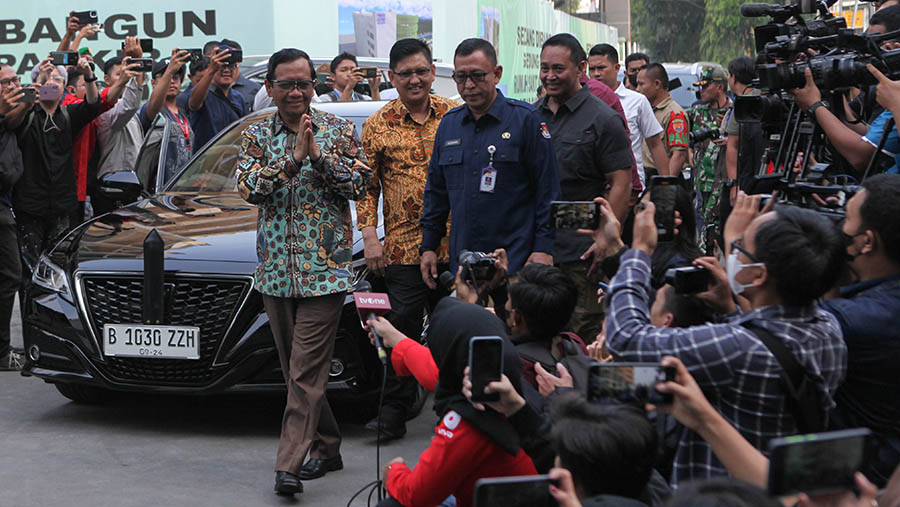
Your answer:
[726,251,764,296]
[627,72,638,87]
[842,231,865,262]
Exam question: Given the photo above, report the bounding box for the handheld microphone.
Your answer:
[353,281,392,365]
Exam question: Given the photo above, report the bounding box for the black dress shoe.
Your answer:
[274,471,303,496]
[365,416,407,441]
[298,455,344,480]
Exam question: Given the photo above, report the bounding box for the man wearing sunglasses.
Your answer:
[689,64,732,253]
[421,38,561,288]
[188,44,245,152]
[358,39,459,441]
[236,48,371,497]
[590,192,847,487]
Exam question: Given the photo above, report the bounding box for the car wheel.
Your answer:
[54,383,111,404]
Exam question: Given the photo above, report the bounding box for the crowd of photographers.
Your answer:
[336,6,900,506]
[0,11,401,373]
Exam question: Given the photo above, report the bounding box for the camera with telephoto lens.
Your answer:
[458,250,496,283]
[689,127,721,146]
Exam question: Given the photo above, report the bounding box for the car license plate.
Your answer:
[103,324,200,360]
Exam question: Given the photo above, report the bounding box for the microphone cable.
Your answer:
[347,322,390,506]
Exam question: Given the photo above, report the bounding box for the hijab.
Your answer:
[427,297,524,455]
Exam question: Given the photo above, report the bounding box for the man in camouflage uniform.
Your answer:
[689,64,732,253]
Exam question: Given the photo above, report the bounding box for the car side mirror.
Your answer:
[97,170,143,214]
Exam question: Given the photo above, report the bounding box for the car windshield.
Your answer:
[167,112,272,193]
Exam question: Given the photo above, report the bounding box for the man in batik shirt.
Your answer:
[236,48,370,497]
[358,39,458,440]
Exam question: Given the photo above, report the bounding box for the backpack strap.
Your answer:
[741,322,824,433]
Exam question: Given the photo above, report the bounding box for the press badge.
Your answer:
[480,145,497,193]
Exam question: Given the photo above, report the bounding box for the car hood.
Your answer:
[55,193,373,270]
[59,193,259,266]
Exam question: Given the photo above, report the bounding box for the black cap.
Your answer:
[152,58,185,80]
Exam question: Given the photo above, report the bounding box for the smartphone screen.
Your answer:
[50,51,78,66]
[650,175,679,242]
[549,201,600,230]
[469,336,503,403]
[122,40,153,53]
[474,475,555,507]
[128,58,154,73]
[185,49,204,62]
[587,363,674,405]
[768,428,871,497]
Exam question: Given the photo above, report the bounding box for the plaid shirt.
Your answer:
[606,250,847,487]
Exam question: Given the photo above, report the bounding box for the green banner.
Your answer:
[476,0,617,100]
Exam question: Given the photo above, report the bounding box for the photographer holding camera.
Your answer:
[95,39,146,185]
[7,56,101,273]
[689,64,732,252]
[138,51,194,186]
[589,192,847,486]
[788,10,900,174]
[188,44,245,152]
[818,174,900,486]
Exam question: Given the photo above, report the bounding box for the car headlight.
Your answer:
[32,255,71,298]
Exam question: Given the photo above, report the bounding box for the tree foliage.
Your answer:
[631,0,704,62]
[630,0,756,64]
[699,0,757,62]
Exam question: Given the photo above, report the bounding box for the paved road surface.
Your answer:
[1,297,435,507]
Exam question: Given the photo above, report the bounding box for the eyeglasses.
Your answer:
[0,76,20,87]
[393,67,431,80]
[731,237,760,263]
[270,79,315,92]
[452,70,489,85]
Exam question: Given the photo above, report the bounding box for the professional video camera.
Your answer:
[735,0,900,200]
[458,250,496,284]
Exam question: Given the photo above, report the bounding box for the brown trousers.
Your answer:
[263,292,345,474]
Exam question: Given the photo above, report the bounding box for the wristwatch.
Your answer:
[807,100,827,117]
[724,178,737,187]
[84,74,98,83]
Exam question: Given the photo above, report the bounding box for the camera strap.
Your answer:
[741,322,824,433]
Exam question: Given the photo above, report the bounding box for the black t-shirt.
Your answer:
[536,86,633,263]
[14,100,101,216]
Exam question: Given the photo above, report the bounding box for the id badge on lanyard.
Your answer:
[480,145,497,193]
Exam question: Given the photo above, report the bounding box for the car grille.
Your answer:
[80,275,250,386]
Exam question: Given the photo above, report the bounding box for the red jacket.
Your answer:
[392,338,439,392]
[386,410,537,507]
[62,89,115,202]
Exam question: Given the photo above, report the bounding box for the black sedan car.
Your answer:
[21,104,403,411]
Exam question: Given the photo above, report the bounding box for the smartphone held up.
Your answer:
[469,336,504,403]
[649,175,679,242]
